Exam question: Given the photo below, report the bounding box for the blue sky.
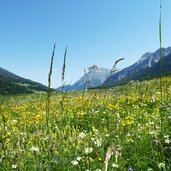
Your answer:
[0,0,171,87]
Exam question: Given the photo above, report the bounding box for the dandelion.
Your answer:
[71,160,78,166]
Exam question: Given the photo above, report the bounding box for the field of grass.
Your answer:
[0,77,171,171]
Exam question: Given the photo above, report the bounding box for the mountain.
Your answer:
[57,84,71,92]
[134,53,171,80]
[103,47,171,86]
[0,67,49,94]
[57,66,111,91]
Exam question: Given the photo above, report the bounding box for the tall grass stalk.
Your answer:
[62,46,67,88]
[46,44,56,133]
[159,0,164,162]
[159,0,163,106]
[104,58,124,98]
[60,46,67,110]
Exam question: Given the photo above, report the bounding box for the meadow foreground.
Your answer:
[0,78,171,171]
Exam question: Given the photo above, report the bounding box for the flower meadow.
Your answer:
[0,78,171,171]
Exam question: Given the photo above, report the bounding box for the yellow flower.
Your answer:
[121,116,135,126]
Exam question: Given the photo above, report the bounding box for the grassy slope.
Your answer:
[0,67,49,95]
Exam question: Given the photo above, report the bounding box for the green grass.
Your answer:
[0,77,171,170]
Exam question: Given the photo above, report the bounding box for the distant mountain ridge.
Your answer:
[57,67,111,91]
[134,52,171,80]
[2,46,170,94]
[103,46,171,86]
[0,67,49,94]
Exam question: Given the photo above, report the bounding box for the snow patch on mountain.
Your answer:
[137,52,153,64]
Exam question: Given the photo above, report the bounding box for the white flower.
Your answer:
[151,96,155,102]
[71,160,78,165]
[96,169,102,171]
[149,122,154,125]
[85,147,93,154]
[19,148,24,153]
[149,131,158,135]
[92,127,98,133]
[22,138,25,143]
[94,138,103,147]
[12,164,17,169]
[158,162,165,169]
[12,120,17,123]
[165,139,171,144]
[76,157,82,161]
[105,134,110,137]
[89,157,94,162]
[112,163,119,168]
[164,135,170,139]
[79,132,86,139]
[30,146,39,152]
[164,135,171,144]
